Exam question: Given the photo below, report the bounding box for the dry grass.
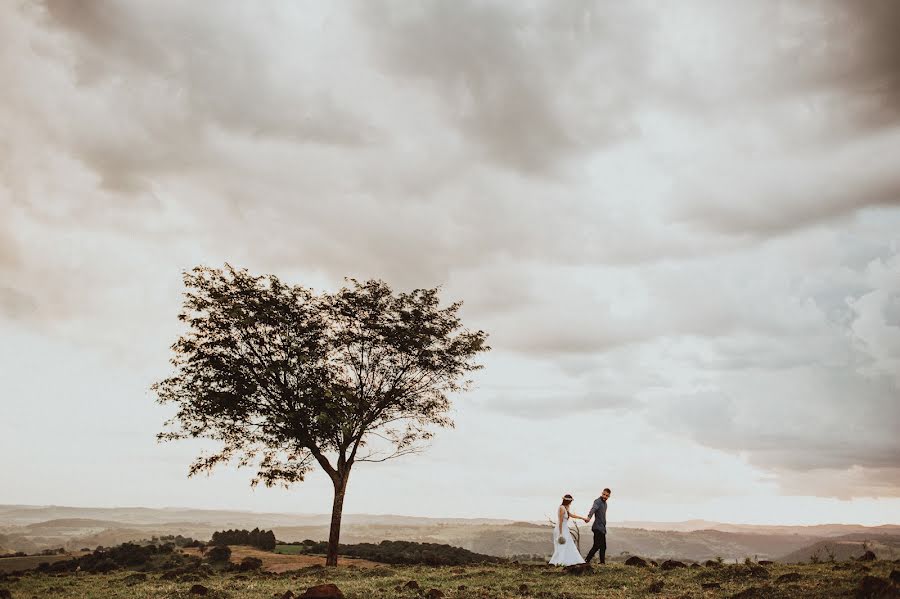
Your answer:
[181,545,383,572]
[2,558,899,598]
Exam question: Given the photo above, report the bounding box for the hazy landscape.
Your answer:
[3,505,899,566]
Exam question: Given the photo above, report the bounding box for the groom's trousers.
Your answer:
[585,531,606,564]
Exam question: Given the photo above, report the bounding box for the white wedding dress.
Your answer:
[548,509,585,566]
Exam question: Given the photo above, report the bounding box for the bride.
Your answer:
[549,494,588,566]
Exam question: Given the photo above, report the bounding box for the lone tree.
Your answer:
[154,265,489,566]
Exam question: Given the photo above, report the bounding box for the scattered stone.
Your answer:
[660,560,687,571]
[518,583,529,594]
[403,580,420,590]
[299,583,344,599]
[859,551,878,562]
[758,560,773,566]
[889,570,900,584]
[189,584,209,596]
[702,582,721,589]
[647,580,664,593]
[123,573,147,586]
[425,590,444,599]
[704,560,722,567]
[562,563,592,575]
[855,576,895,599]
[776,572,802,583]
[624,556,649,567]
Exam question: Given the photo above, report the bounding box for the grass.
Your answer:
[1,559,897,598]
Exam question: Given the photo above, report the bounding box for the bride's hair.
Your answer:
[561,494,574,507]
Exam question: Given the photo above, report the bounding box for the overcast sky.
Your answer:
[1,1,899,525]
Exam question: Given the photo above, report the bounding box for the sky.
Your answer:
[1,1,899,526]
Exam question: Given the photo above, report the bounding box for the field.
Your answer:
[1,558,898,598]
[181,545,383,572]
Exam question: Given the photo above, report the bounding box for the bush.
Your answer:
[206,545,232,563]
[300,540,503,566]
[239,556,263,571]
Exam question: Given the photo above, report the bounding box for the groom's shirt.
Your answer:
[587,498,607,534]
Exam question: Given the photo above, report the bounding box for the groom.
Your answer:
[584,488,611,564]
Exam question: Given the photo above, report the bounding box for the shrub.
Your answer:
[239,556,263,571]
[206,545,232,563]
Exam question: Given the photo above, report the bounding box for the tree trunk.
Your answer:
[325,473,349,567]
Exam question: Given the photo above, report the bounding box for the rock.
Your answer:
[189,584,209,596]
[704,560,722,567]
[776,572,802,583]
[518,583,529,594]
[647,580,664,593]
[403,580,420,590]
[855,576,896,599]
[702,582,721,589]
[890,570,900,584]
[562,563,592,575]
[425,590,444,599]
[758,560,773,566]
[299,584,345,599]
[123,573,147,586]
[660,560,687,571]
[624,556,649,567]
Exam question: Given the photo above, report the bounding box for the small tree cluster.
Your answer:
[210,528,276,551]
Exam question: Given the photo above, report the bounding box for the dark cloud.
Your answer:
[356,1,650,175]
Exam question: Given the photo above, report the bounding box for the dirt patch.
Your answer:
[181,546,381,573]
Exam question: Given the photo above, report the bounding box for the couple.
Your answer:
[549,488,611,567]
